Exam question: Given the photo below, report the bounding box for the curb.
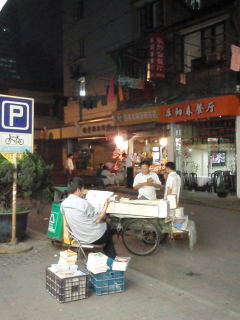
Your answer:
[27,228,49,241]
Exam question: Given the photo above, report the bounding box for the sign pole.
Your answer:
[11,152,18,245]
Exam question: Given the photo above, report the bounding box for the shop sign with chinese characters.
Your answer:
[114,107,159,126]
[149,34,165,80]
[80,120,114,137]
[159,95,240,123]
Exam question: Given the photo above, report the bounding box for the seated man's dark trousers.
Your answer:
[92,224,116,259]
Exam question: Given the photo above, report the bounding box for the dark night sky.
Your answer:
[0,0,63,91]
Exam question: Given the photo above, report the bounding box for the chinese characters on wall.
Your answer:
[165,101,215,118]
[115,109,158,125]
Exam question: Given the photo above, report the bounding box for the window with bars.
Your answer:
[183,22,225,73]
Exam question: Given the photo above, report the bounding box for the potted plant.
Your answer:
[216,177,229,198]
[0,151,53,243]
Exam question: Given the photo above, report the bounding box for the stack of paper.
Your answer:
[86,190,114,213]
[49,264,80,277]
[112,256,131,271]
[167,195,177,209]
[169,207,184,218]
[58,249,78,266]
[158,200,170,218]
[86,252,109,274]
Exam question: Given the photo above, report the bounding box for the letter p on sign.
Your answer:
[2,101,29,130]
[9,104,24,126]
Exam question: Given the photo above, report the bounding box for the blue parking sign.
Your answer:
[0,95,34,153]
[0,95,33,133]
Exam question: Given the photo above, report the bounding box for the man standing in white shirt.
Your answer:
[133,161,161,200]
[122,153,134,188]
[164,162,181,204]
[65,153,74,184]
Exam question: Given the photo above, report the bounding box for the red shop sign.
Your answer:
[149,34,165,80]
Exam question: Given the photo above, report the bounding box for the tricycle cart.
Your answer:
[107,203,197,256]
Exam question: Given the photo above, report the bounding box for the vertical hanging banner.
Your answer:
[149,34,165,80]
[0,94,34,153]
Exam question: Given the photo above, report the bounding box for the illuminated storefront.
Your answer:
[159,95,240,195]
[114,106,169,176]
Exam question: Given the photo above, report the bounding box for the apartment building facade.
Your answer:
[60,0,240,196]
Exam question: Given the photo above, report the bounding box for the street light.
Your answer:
[0,0,8,12]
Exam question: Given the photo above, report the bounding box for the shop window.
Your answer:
[184,22,225,73]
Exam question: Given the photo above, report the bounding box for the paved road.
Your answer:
[11,188,240,319]
[114,202,240,314]
[0,235,239,320]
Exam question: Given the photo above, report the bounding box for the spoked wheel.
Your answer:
[122,219,160,256]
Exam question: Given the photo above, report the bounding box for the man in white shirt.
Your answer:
[122,153,134,188]
[164,162,181,204]
[133,161,161,200]
[61,177,116,258]
[64,153,74,184]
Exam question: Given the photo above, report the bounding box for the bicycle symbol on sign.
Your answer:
[5,134,24,145]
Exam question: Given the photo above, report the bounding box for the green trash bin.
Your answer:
[48,186,68,240]
[48,202,63,240]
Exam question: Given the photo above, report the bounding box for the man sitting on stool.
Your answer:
[60,177,116,258]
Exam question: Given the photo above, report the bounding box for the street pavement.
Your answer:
[1,186,240,319]
[0,234,239,320]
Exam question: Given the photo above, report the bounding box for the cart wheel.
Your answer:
[122,219,160,256]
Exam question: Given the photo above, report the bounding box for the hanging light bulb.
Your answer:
[159,137,167,146]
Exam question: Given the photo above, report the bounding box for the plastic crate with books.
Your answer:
[46,268,89,303]
[87,253,130,296]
